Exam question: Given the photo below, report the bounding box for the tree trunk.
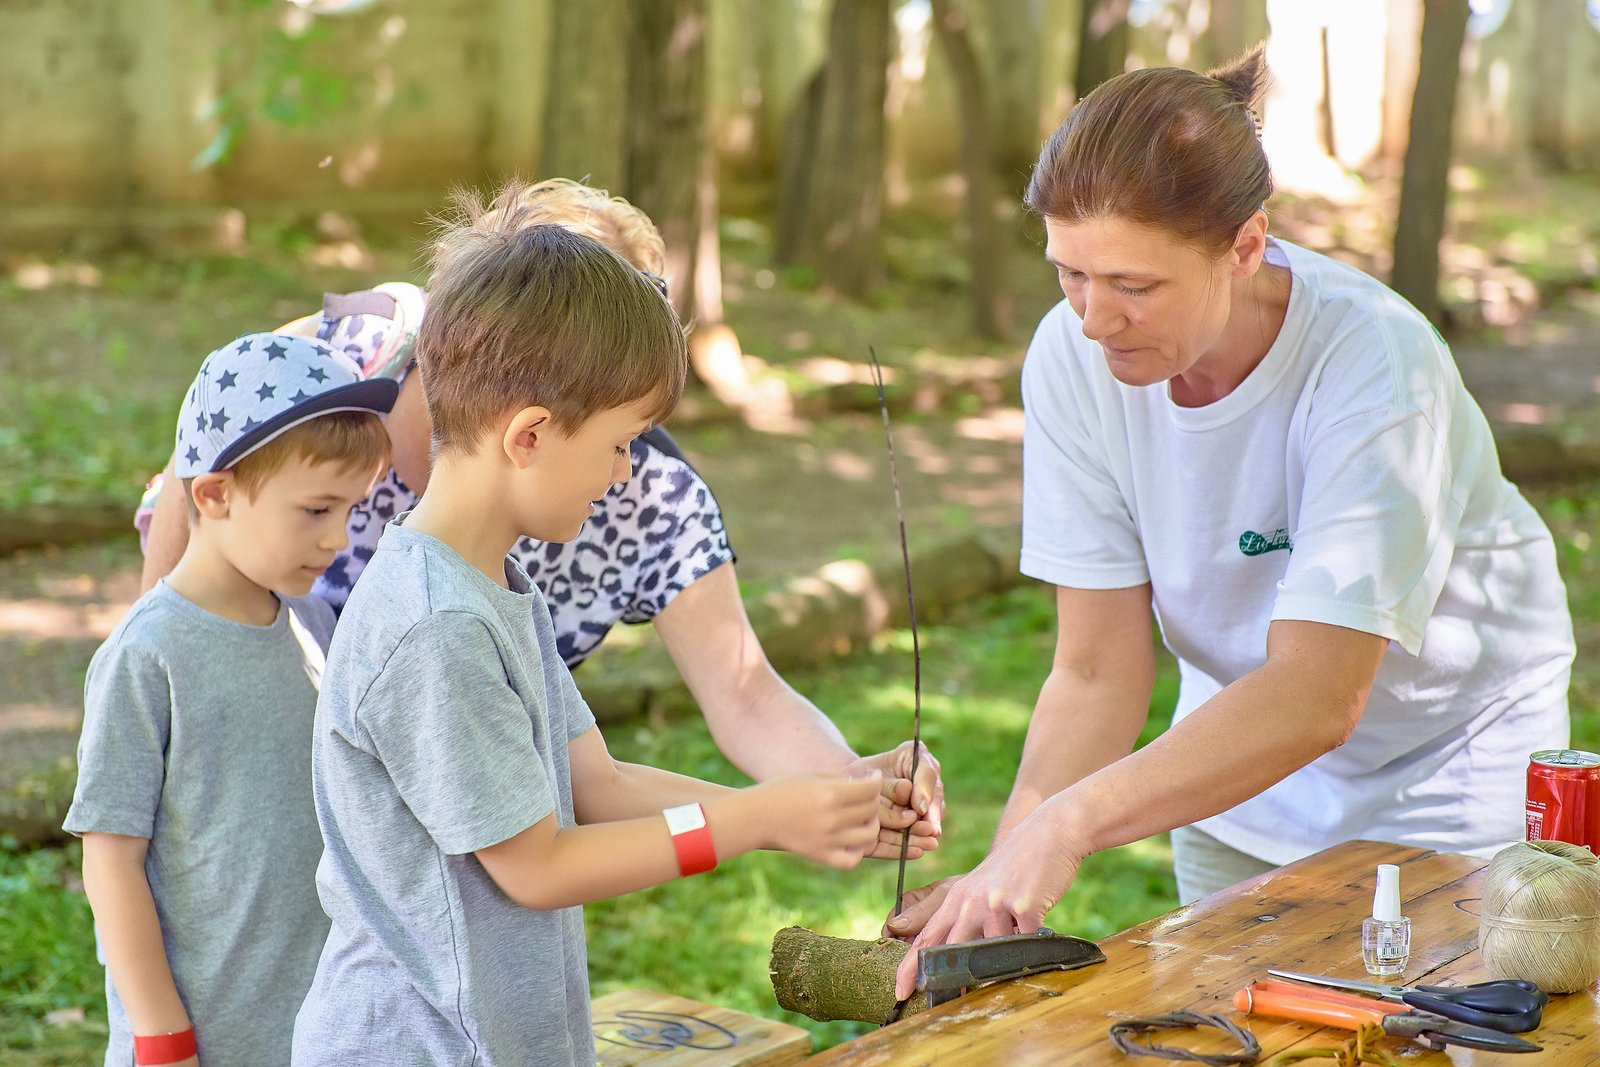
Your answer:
[1380,0,1423,162]
[1391,0,1471,329]
[774,64,826,267]
[773,0,891,298]
[1528,0,1575,169]
[1074,0,1130,102]
[1317,25,1338,161]
[540,1,630,191]
[770,926,932,1024]
[749,0,804,178]
[625,0,710,324]
[980,0,1044,183]
[1195,0,1268,72]
[930,0,1012,341]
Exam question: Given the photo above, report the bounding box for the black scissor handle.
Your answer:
[1402,981,1547,1033]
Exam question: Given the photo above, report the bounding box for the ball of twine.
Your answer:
[1478,840,1600,993]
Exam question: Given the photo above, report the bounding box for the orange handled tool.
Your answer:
[1233,981,1406,1027]
[1234,981,1542,1054]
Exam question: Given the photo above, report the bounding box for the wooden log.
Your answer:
[769,926,929,1024]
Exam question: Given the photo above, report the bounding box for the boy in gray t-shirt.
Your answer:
[291,189,884,1067]
[64,333,396,1067]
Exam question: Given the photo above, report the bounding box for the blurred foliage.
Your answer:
[192,0,347,170]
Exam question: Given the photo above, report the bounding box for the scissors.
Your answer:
[1235,981,1542,1054]
[1267,967,1546,1033]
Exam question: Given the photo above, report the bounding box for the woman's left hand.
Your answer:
[890,808,1088,999]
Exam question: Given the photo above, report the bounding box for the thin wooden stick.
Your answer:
[867,347,922,919]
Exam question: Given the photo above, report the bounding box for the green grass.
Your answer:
[0,840,107,1064]
[4,498,1598,1060]
[587,584,1181,1050]
[2,184,1597,1060]
[1531,480,1600,745]
[0,584,1174,1061]
[0,381,176,515]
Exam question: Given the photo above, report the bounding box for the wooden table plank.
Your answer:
[806,841,1600,1065]
[592,989,811,1066]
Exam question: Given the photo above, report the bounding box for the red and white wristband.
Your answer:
[134,1027,196,1065]
[663,802,718,877]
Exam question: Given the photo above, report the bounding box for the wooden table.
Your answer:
[808,840,1599,1065]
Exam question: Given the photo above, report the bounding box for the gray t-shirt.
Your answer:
[63,582,336,1067]
[292,519,597,1067]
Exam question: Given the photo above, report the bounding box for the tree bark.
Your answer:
[626,0,710,324]
[774,64,826,267]
[770,926,931,1024]
[930,0,1012,340]
[749,0,804,178]
[1380,0,1423,162]
[979,0,1044,184]
[772,0,891,298]
[1391,0,1471,329]
[1195,0,1268,72]
[1074,0,1130,102]
[540,1,630,191]
[1528,0,1575,169]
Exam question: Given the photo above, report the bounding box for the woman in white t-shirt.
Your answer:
[887,44,1573,994]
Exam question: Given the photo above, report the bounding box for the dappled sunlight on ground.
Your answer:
[0,598,125,642]
[0,543,142,737]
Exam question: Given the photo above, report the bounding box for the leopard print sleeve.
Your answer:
[511,428,735,667]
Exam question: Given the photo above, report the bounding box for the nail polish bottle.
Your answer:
[1361,863,1411,977]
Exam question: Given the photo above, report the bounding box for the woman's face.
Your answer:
[1043,216,1246,392]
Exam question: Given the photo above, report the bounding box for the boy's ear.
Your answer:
[502,405,554,470]
[190,472,235,519]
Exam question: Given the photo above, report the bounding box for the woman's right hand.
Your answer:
[755,773,882,870]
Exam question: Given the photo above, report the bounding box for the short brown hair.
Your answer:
[1026,45,1273,256]
[183,410,391,520]
[419,186,686,454]
[478,177,667,276]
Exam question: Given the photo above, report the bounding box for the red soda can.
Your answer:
[1526,749,1600,852]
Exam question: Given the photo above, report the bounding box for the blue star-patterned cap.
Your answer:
[173,332,399,478]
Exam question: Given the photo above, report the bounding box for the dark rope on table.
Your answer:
[1108,1011,1262,1065]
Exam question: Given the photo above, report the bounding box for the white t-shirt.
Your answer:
[1020,238,1574,865]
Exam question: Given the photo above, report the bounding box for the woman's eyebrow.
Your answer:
[1044,254,1159,281]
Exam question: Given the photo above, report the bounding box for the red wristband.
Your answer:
[134,1027,196,1065]
[663,802,718,877]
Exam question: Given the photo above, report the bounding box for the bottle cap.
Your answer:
[1372,863,1402,922]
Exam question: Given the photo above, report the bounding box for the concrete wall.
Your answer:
[1,0,1594,247]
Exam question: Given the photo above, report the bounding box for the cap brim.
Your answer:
[211,377,400,473]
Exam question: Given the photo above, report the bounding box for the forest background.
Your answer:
[2,0,1599,1061]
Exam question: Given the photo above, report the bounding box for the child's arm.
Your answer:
[81,833,199,1067]
[566,726,735,822]
[475,727,880,910]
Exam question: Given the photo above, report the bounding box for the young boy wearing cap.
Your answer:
[64,333,397,1067]
[289,205,882,1066]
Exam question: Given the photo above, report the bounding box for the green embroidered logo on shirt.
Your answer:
[1239,528,1293,556]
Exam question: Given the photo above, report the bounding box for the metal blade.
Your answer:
[1267,968,1403,1000]
[917,929,1106,997]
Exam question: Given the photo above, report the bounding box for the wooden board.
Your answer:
[806,840,1600,1065]
[592,988,811,1067]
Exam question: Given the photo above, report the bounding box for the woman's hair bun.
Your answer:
[1207,42,1270,109]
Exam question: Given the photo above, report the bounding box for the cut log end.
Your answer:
[769,925,931,1024]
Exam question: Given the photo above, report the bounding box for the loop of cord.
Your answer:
[1108,1011,1262,1065]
